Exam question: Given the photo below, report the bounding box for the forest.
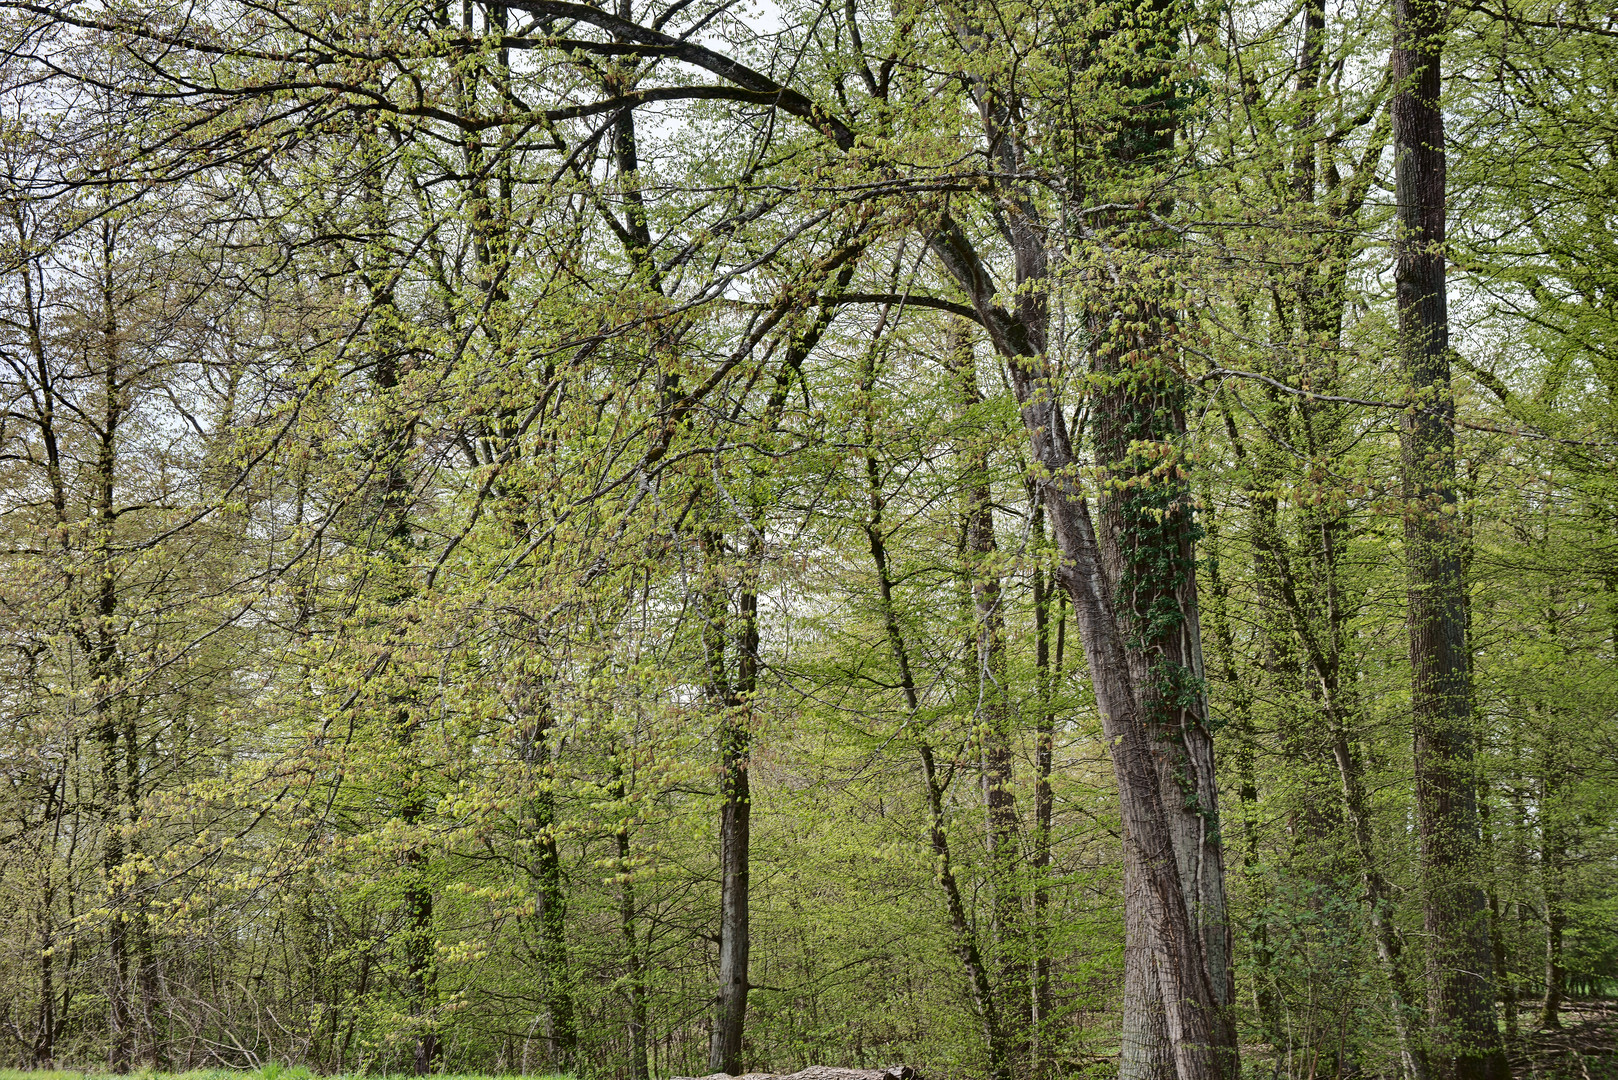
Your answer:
[0,0,1614,1077]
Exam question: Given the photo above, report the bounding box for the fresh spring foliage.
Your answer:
[0,0,1614,1078]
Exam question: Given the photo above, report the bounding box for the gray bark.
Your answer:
[1390,0,1508,1074]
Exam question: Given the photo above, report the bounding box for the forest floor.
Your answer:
[5,1010,1617,1080]
[1507,1000,1618,1079]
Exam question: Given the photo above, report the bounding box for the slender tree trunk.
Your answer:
[1390,1,1507,1074]
[1030,498,1063,1080]
[921,740,1013,1080]
[1538,723,1565,1032]
[36,892,55,1067]
[100,698,131,1074]
[1540,890,1564,1032]
[706,524,753,1077]
[1225,395,1432,1076]
[87,235,132,1075]
[950,324,1025,1062]
[1200,495,1284,1051]
[1479,791,1516,1040]
[703,237,858,1077]
[617,814,650,1080]
[861,350,1012,1080]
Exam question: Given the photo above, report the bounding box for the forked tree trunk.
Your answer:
[928,233,1235,1078]
[925,149,1237,1080]
[922,0,1235,1069]
[1390,1,1508,1075]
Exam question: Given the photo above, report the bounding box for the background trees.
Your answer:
[0,0,1614,1077]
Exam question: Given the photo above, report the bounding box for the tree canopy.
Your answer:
[0,0,1614,1078]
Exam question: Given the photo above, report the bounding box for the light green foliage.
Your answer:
[0,0,1614,1076]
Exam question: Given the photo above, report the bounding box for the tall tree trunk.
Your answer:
[1538,720,1565,1032]
[927,128,1238,1080]
[951,324,1025,1061]
[932,216,1236,1075]
[921,740,1013,1080]
[925,0,1236,1069]
[706,525,753,1077]
[862,332,1012,1080]
[1092,315,1234,1080]
[517,696,577,1069]
[99,676,131,1075]
[129,757,165,1070]
[1390,0,1507,1074]
[617,811,650,1080]
[89,229,132,1075]
[708,674,752,1077]
[360,124,440,1075]
[701,246,856,1075]
[1030,495,1063,1080]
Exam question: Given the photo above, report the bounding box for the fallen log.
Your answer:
[671,1066,919,1080]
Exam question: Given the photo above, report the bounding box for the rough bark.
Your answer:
[1120,835,1176,1080]
[520,701,577,1069]
[1390,0,1508,1074]
[1538,726,1565,1032]
[706,525,754,1077]
[617,816,651,1080]
[928,234,1234,1076]
[710,712,752,1076]
[1030,497,1063,1079]
[923,108,1238,1080]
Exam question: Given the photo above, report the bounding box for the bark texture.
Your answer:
[706,528,755,1077]
[920,35,1237,1080]
[1390,1,1508,1076]
[926,203,1237,1077]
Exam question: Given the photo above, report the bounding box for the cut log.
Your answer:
[671,1066,919,1080]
